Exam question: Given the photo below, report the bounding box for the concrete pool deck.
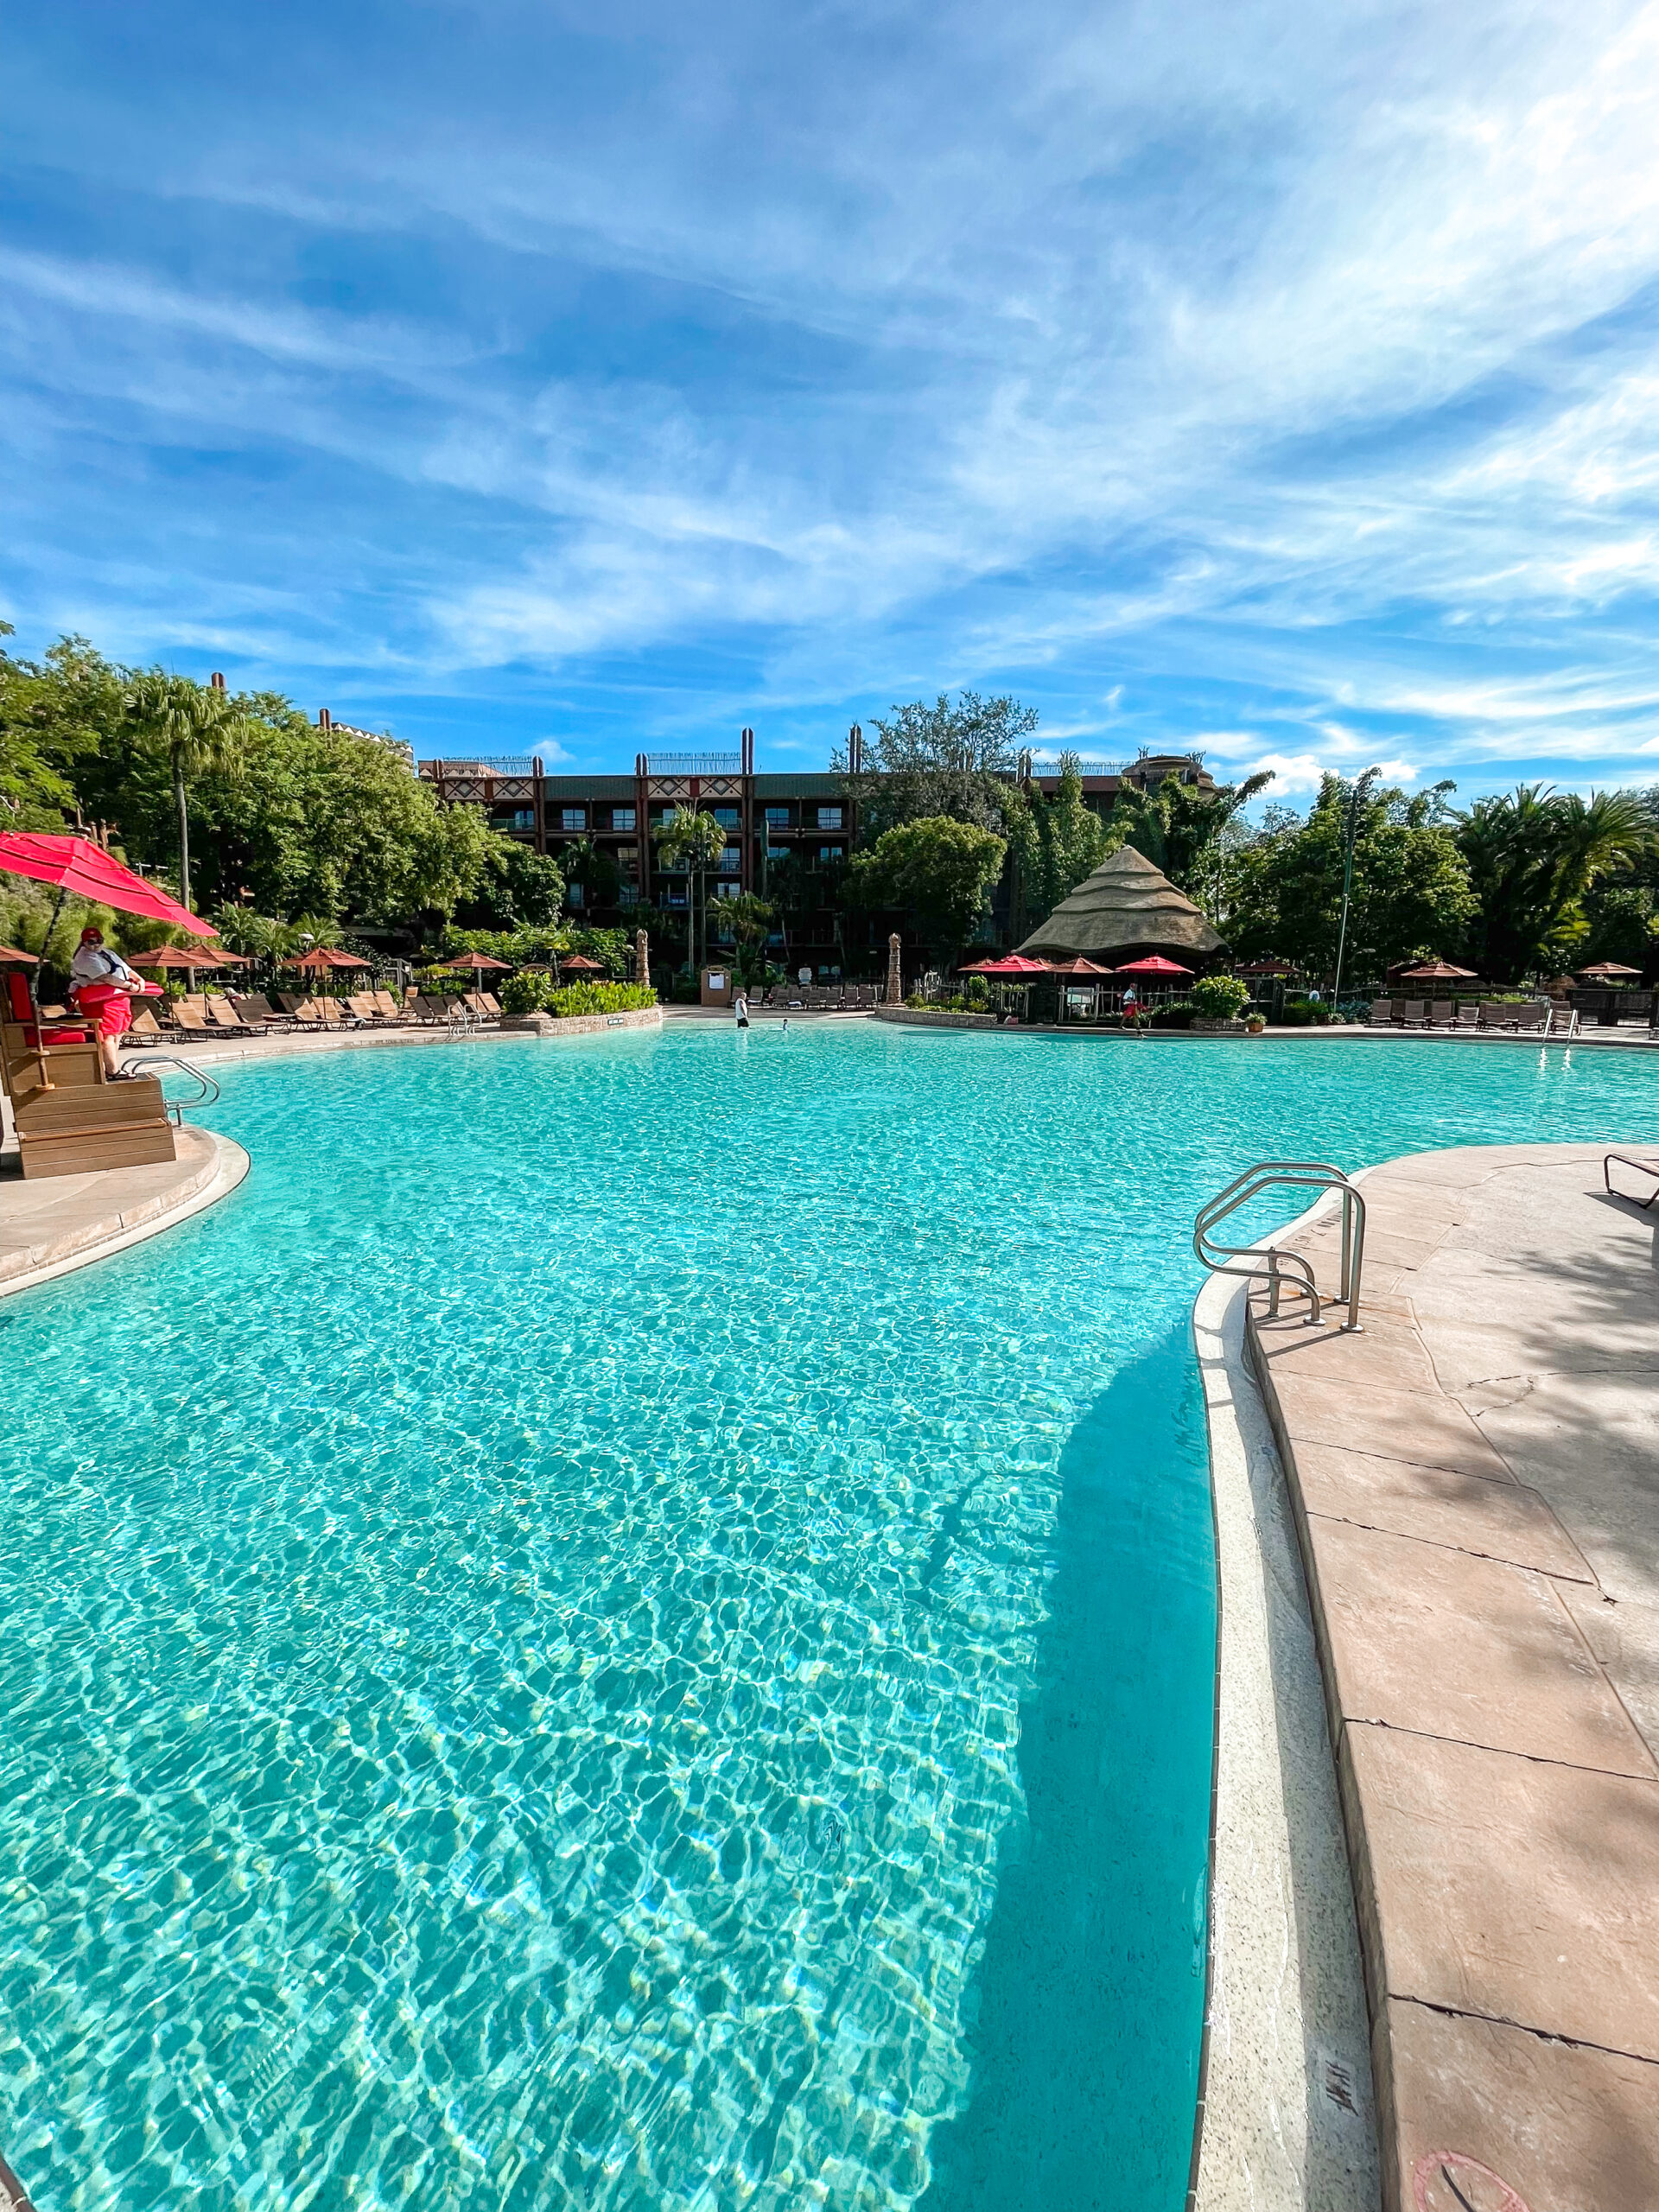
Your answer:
[1228,1142,1659,2211]
[0,1122,249,1297]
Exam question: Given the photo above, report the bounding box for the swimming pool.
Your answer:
[1,1027,1651,2210]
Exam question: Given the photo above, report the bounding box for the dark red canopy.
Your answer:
[960,953,1050,976]
[0,831,213,934]
[1114,955,1192,977]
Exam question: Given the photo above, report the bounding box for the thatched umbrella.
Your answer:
[1017,846,1224,965]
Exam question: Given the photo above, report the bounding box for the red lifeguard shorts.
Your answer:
[75,984,136,1039]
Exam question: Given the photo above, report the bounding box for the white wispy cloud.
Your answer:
[6,0,1659,771]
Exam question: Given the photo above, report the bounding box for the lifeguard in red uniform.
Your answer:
[69,927,157,1077]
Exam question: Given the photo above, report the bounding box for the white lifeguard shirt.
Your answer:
[71,944,137,990]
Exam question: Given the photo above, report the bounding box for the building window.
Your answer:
[567,881,585,907]
[619,884,639,906]
[561,807,585,831]
[510,808,534,830]
[766,806,791,827]
[610,806,636,830]
[710,805,739,827]
[818,845,842,863]
[719,846,741,872]
[817,805,842,830]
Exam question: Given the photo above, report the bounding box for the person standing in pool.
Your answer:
[734,988,750,1029]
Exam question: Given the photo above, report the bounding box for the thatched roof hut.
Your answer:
[1017,845,1225,965]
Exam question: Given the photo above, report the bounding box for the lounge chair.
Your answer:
[1478,1000,1516,1030]
[1396,1000,1428,1028]
[369,989,410,1023]
[207,993,268,1035]
[1452,1005,1480,1029]
[479,991,503,1018]
[124,1003,168,1046]
[235,993,296,1027]
[1545,1003,1580,1039]
[1512,1001,1548,1033]
[1605,1154,1659,1206]
[1366,1000,1393,1026]
[346,993,387,1024]
[171,999,216,1034]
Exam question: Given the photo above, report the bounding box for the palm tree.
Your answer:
[653,807,731,973]
[125,672,249,912]
[1455,785,1655,981]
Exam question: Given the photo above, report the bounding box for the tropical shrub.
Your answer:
[500,973,657,1018]
[1148,999,1196,1028]
[1191,975,1252,1020]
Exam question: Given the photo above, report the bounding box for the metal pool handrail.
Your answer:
[142,1056,222,1122]
[1194,1159,1366,1332]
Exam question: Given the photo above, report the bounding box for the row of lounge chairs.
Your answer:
[1366,998,1579,1036]
[121,987,506,1046]
[748,983,882,1011]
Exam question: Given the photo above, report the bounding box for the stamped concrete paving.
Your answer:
[1250,1141,1659,2212]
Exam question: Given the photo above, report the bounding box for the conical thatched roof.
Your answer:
[1017,844,1225,963]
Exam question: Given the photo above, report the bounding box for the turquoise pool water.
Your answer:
[0,1027,1652,2211]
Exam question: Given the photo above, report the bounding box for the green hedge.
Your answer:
[500,974,658,1018]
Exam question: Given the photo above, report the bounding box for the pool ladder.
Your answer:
[142,1056,223,1123]
[1194,1160,1367,1331]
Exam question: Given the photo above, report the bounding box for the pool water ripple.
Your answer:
[0,1027,1650,2210]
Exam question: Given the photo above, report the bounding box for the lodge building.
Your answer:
[417,733,1213,971]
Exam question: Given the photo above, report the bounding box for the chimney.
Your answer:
[319,709,332,730]
[210,671,226,691]
[849,723,862,774]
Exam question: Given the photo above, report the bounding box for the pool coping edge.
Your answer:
[1190,1212,1382,2212]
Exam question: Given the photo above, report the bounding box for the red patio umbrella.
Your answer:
[439,950,513,973]
[958,953,1051,976]
[0,830,213,1084]
[0,944,39,964]
[1397,959,1478,982]
[1045,957,1115,976]
[1112,956,1193,977]
[557,952,607,973]
[289,947,367,971]
[1575,961,1642,978]
[135,944,229,971]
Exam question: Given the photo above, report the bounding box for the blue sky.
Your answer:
[5,0,1659,798]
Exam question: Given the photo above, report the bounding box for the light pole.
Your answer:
[1332,767,1380,1006]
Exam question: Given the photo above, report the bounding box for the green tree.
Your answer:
[125,671,252,910]
[708,890,777,978]
[653,806,729,972]
[1455,785,1656,982]
[1107,767,1275,912]
[847,815,1007,963]
[836,690,1038,838]
[1001,753,1110,934]
[555,836,618,918]
[1227,777,1475,982]
[0,628,128,826]
[451,837,566,930]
